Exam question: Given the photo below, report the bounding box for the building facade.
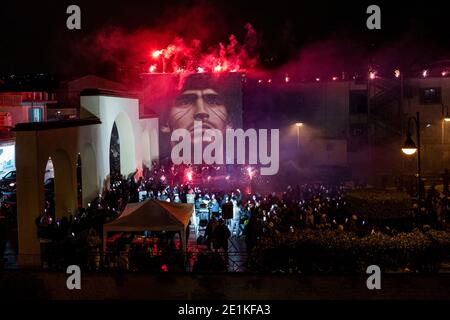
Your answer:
[14,90,159,267]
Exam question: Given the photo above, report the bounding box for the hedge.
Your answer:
[344,189,412,220]
[249,229,450,273]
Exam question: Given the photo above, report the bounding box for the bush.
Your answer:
[249,229,450,273]
[344,189,412,220]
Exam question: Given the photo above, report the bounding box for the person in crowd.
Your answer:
[229,189,242,236]
[35,211,54,268]
[23,158,450,273]
[205,215,218,250]
[212,218,231,264]
[244,212,258,254]
[210,194,220,217]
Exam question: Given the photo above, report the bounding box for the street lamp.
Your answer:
[443,104,450,122]
[295,122,303,148]
[401,133,417,155]
[442,104,450,167]
[402,111,422,200]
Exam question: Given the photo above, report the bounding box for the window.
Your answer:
[3,171,15,179]
[28,107,43,122]
[420,87,441,104]
[349,90,367,114]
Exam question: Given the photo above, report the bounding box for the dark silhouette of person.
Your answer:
[212,218,231,264]
[205,215,218,250]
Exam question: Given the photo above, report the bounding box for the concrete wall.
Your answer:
[81,95,159,182]
[0,104,47,125]
[404,77,450,175]
[16,94,159,267]
[299,81,352,139]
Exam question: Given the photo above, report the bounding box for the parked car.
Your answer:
[0,170,16,191]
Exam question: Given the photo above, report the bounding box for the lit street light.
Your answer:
[401,111,422,200]
[295,122,303,148]
[401,133,417,155]
[443,104,450,122]
[442,104,450,167]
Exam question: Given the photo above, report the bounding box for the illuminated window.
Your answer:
[28,107,43,122]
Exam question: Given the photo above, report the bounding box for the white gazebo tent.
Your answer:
[103,199,193,255]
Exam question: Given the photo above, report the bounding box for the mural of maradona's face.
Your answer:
[168,87,229,138]
[156,73,242,160]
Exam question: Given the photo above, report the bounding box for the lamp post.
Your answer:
[443,104,450,122]
[441,104,450,167]
[295,122,303,148]
[402,111,422,201]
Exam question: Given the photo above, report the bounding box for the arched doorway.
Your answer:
[109,122,120,179]
[109,112,136,179]
[44,157,55,218]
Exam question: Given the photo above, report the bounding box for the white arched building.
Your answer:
[14,89,159,267]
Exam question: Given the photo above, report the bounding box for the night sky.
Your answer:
[1,0,449,79]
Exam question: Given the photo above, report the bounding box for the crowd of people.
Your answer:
[8,162,450,272]
[35,189,122,269]
[411,184,450,230]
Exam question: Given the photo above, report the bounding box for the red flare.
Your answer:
[152,50,163,59]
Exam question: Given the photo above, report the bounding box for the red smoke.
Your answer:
[147,23,257,74]
[70,2,263,82]
[86,20,258,82]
